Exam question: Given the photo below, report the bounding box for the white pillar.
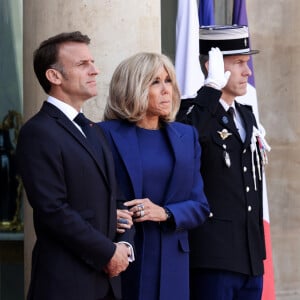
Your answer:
[248,1,300,298]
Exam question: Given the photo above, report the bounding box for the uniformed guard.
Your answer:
[176,25,270,300]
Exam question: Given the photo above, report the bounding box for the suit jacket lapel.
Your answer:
[162,124,186,204]
[98,133,117,238]
[108,123,143,198]
[42,102,109,186]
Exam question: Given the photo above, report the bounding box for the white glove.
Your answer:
[204,47,231,90]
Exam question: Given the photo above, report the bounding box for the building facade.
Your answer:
[1,0,299,299]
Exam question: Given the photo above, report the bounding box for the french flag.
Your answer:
[175,0,203,99]
[232,1,276,299]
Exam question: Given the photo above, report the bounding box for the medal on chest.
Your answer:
[217,129,233,168]
[223,145,231,168]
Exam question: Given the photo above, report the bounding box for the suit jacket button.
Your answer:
[248,205,252,212]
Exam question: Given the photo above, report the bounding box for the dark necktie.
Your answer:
[227,106,235,119]
[74,113,104,163]
[227,107,238,129]
[228,107,245,141]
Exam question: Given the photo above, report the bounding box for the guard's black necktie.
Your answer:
[228,106,244,141]
[227,106,235,119]
[74,113,104,163]
[227,107,238,130]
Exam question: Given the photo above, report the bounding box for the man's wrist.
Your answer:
[118,241,135,262]
[204,79,222,90]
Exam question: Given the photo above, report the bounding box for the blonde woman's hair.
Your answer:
[103,52,181,122]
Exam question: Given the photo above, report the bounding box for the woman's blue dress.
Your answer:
[123,127,173,300]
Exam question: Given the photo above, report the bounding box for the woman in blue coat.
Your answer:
[99,52,209,300]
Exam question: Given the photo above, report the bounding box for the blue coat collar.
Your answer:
[108,121,187,203]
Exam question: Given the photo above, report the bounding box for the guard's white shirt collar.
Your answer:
[219,98,237,112]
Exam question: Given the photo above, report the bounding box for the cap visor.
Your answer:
[223,49,259,56]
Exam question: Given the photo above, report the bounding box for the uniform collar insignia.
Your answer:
[222,115,229,124]
[218,129,232,140]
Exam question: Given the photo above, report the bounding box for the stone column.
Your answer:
[248,1,300,299]
[23,0,161,295]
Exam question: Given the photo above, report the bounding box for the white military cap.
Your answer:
[199,25,259,56]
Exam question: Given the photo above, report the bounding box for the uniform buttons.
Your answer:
[248,205,252,212]
[246,186,250,192]
[243,166,247,172]
[243,149,247,154]
[209,212,213,218]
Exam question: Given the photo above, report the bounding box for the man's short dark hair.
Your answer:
[33,31,90,94]
[199,54,209,78]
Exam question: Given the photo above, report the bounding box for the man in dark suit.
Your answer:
[17,31,132,300]
[177,25,270,299]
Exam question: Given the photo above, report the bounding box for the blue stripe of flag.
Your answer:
[232,0,255,86]
[199,0,215,26]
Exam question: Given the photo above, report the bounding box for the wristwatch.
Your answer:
[164,207,173,221]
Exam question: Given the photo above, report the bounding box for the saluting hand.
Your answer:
[204,47,231,90]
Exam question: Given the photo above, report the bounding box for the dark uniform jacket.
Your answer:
[176,86,266,276]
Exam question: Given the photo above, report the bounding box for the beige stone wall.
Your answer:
[23,0,161,295]
[247,1,300,299]
[24,0,161,121]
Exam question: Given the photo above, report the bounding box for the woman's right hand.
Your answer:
[117,209,133,233]
[124,198,167,223]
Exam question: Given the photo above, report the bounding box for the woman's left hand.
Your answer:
[124,198,167,223]
[117,209,133,233]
